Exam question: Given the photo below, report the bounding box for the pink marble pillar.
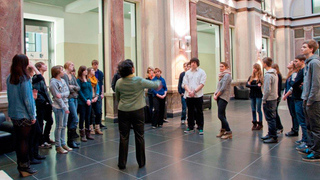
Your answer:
[0,0,23,91]
[269,26,275,59]
[108,0,124,76]
[189,0,198,58]
[223,6,231,67]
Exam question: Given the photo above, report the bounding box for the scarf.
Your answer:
[89,76,98,88]
[218,69,231,81]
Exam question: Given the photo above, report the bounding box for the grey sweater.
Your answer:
[216,73,232,102]
[262,68,278,102]
[301,54,320,104]
[61,73,80,99]
[49,78,70,111]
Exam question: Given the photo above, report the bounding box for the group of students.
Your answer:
[7,56,106,177]
[247,40,320,162]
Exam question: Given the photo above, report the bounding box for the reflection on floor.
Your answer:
[1,100,320,180]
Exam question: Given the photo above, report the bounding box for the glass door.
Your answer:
[24,19,53,83]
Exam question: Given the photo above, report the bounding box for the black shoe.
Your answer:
[139,164,145,168]
[263,138,278,143]
[100,124,107,129]
[163,119,169,123]
[118,165,126,170]
[302,153,320,162]
[34,155,46,160]
[261,135,271,140]
[68,141,80,149]
[285,130,298,137]
[30,159,42,165]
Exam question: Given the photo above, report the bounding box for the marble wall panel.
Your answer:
[196,2,223,22]
[0,0,22,91]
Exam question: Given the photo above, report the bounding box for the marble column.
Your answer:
[104,0,124,122]
[0,0,23,92]
[304,26,313,40]
[0,0,23,119]
[223,6,231,67]
[189,0,198,58]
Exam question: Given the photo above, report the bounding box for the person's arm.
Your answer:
[111,73,118,92]
[217,74,229,94]
[115,83,120,102]
[77,79,87,103]
[262,75,271,103]
[290,69,304,90]
[194,71,206,93]
[178,73,183,95]
[307,61,320,105]
[21,80,36,120]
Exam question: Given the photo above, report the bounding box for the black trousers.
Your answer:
[13,124,32,168]
[118,108,145,167]
[36,102,53,143]
[152,97,166,126]
[263,100,277,138]
[29,120,42,160]
[275,98,283,130]
[304,101,320,155]
[186,97,204,130]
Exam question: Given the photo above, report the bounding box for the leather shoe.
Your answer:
[285,130,298,137]
[118,165,126,170]
[261,135,270,140]
[263,138,278,143]
[34,155,46,160]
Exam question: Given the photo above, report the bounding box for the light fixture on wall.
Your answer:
[185,35,191,52]
[179,36,191,52]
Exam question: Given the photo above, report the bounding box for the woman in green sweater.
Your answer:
[115,59,161,170]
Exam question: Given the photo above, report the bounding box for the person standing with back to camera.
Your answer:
[115,59,161,169]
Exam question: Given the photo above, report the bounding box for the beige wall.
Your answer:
[198,53,217,94]
[64,43,99,70]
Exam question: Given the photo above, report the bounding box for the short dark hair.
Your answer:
[262,57,273,67]
[295,54,306,61]
[303,40,319,54]
[51,66,61,78]
[190,57,199,66]
[118,59,134,77]
[92,60,99,65]
[35,62,45,70]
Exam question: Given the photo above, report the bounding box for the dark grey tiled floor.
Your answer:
[1,100,320,180]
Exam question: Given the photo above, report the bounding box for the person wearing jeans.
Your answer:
[49,65,72,154]
[261,57,279,143]
[214,62,232,139]
[246,63,264,130]
[62,61,81,148]
[300,40,320,161]
[178,62,188,124]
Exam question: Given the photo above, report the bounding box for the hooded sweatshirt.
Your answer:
[262,68,278,103]
[301,54,320,104]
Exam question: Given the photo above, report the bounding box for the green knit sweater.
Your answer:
[115,75,160,111]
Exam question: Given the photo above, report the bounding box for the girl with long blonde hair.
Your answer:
[246,63,264,130]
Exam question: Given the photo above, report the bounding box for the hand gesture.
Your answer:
[32,89,38,100]
[86,100,91,106]
[56,94,62,99]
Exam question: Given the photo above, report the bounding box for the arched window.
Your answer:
[313,0,320,14]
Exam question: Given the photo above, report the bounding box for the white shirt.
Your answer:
[182,67,207,98]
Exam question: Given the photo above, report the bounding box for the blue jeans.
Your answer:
[53,107,68,147]
[250,97,262,123]
[68,98,79,130]
[295,100,308,142]
[91,97,102,125]
[181,96,187,120]
[263,100,277,138]
[287,97,299,132]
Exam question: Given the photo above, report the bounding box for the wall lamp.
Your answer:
[179,35,191,52]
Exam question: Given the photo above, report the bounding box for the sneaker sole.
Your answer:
[302,158,320,162]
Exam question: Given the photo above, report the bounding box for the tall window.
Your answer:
[313,0,320,14]
[124,2,137,74]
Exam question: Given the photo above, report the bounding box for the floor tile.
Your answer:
[141,160,236,180]
[241,156,320,180]
[102,150,178,178]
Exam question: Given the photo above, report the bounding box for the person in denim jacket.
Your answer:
[7,54,37,177]
[49,66,71,154]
